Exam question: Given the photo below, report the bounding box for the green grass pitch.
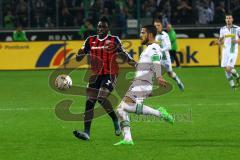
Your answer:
[1,67,240,160]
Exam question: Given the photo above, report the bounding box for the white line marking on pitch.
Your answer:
[0,107,53,111]
[0,103,239,111]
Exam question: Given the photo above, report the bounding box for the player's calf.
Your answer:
[98,98,121,136]
[225,71,237,89]
[169,71,184,91]
[231,69,240,87]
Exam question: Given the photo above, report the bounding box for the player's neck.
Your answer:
[227,24,233,28]
[98,34,108,40]
[147,39,156,45]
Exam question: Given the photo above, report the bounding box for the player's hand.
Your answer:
[209,40,221,46]
[209,40,217,46]
[157,76,167,88]
[76,49,84,61]
[232,40,239,44]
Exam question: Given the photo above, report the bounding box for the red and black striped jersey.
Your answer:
[81,34,125,75]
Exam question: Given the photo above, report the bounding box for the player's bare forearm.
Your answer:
[237,39,240,44]
[232,39,240,44]
[122,51,137,67]
[127,57,137,67]
[210,39,223,46]
[76,49,86,62]
[218,38,224,45]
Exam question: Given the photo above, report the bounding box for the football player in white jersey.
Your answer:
[154,19,184,91]
[218,13,240,89]
[114,25,174,146]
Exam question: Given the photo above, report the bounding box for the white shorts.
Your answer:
[221,52,238,68]
[161,53,172,72]
[125,80,152,102]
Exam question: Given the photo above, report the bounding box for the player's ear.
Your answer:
[149,33,154,39]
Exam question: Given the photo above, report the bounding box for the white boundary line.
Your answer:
[0,107,53,111]
[0,103,239,111]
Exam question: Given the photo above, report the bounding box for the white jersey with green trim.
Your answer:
[220,25,240,54]
[134,43,162,84]
[155,31,171,60]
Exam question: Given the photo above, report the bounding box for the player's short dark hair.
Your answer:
[153,17,162,23]
[142,25,157,37]
[99,16,110,26]
[225,12,232,16]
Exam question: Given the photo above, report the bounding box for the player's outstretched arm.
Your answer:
[76,36,90,62]
[209,39,223,46]
[124,51,137,67]
[76,49,86,62]
[115,37,137,67]
[117,45,137,67]
[151,53,167,87]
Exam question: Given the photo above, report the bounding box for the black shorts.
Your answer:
[88,74,117,92]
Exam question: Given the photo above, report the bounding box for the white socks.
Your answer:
[117,102,132,141]
[172,72,181,84]
[231,69,240,78]
[122,102,160,117]
[117,101,161,142]
[142,105,161,117]
[225,71,235,87]
[123,126,132,141]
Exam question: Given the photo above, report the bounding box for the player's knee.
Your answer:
[116,107,124,119]
[225,67,232,73]
[97,97,114,113]
[97,87,110,105]
[97,96,105,104]
[116,102,125,117]
[98,87,110,99]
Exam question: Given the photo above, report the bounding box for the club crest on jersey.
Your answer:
[91,46,108,49]
[106,80,111,86]
[105,40,111,44]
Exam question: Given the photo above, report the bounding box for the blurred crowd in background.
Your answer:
[2,0,240,33]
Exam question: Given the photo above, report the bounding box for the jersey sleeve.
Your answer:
[219,28,224,39]
[237,27,240,38]
[150,47,162,78]
[114,36,127,53]
[161,33,171,52]
[81,36,91,54]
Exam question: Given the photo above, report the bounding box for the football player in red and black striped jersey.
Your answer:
[73,17,135,140]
